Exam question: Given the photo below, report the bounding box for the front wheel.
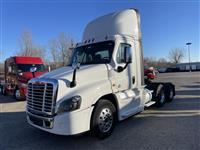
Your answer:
[14,89,21,100]
[91,100,116,139]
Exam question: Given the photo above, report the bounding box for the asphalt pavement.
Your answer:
[0,72,200,150]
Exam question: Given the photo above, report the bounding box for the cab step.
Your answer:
[145,101,155,107]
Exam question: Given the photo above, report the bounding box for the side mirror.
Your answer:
[8,66,12,73]
[116,47,132,73]
[48,66,51,72]
[125,47,132,63]
[30,67,37,78]
[30,67,37,73]
[70,55,80,88]
[72,54,80,70]
[72,62,80,70]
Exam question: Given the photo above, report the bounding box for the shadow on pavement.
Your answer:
[0,95,21,104]
[181,85,200,89]
[176,90,200,96]
[194,82,200,84]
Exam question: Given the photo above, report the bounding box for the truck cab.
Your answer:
[1,56,46,100]
[26,9,175,138]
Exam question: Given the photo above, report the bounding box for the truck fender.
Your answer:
[91,93,119,120]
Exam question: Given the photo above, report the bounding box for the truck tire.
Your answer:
[164,83,175,102]
[155,84,166,107]
[91,99,116,139]
[14,88,21,101]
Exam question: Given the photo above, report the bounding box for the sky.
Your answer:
[0,0,199,63]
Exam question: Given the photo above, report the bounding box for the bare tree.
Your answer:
[18,30,46,58]
[49,39,61,68]
[157,58,172,68]
[168,48,184,64]
[144,57,173,68]
[49,33,75,68]
[144,57,157,67]
[19,31,33,56]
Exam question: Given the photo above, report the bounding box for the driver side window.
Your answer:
[116,43,131,64]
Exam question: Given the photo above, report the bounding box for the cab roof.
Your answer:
[7,56,44,64]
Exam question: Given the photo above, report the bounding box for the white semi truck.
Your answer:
[26,9,175,139]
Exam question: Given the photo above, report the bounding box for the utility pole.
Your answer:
[186,42,192,72]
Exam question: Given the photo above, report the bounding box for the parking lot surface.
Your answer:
[0,72,200,150]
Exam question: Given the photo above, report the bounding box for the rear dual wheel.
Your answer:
[155,84,166,107]
[152,83,175,107]
[164,84,175,102]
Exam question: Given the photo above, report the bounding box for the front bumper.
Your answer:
[26,106,94,135]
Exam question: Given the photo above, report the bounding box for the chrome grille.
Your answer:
[27,80,56,115]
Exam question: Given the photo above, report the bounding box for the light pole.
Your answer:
[186,42,192,72]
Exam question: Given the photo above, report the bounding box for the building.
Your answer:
[176,62,200,71]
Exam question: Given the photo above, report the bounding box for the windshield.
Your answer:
[69,41,114,65]
[17,64,45,72]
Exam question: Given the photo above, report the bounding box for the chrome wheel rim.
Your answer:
[170,90,173,99]
[160,92,165,103]
[15,90,20,99]
[98,108,113,133]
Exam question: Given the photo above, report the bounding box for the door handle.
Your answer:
[132,76,135,84]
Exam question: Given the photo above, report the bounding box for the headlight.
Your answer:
[56,95,82,114]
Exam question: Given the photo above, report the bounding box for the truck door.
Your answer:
[6,61,17,89]
[113,42,142,118]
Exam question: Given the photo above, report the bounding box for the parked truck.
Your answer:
[0,56,46,100]
[26,9,175,139]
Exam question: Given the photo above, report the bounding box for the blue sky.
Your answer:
[0,0,199,63]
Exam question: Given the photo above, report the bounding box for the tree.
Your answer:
[157,58,172,68]
[144,57,158,67]
[18,30,46,58]
[144,57,173,69]
[168,48,184,64]
[49,33,75,68]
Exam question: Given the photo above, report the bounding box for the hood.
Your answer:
[39,64,109,86]
[35,64,112,104]
[21,72,45,80]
